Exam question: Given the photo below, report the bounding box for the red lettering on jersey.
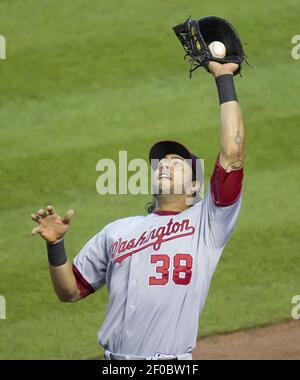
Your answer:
[149,253,193,286]
[149,254,170,285]
[135,231,147,246]
[173,253,193,285]
[112,218,195,264]
[126,239,136,250]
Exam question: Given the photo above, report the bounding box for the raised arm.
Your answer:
[31,206,81,302]
[208,62,245,173]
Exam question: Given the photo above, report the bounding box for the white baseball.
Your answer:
[208,41,226,58]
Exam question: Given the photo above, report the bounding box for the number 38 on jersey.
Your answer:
[149,253,193,286]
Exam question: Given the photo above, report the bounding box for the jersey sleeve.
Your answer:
[72,226,108,298]
[202,153,243,251]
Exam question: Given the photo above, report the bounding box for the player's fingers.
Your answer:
[31,214,41,223]
[62,209,74,225]
[37,209,47,219]
[47,205,55,215]
[31,226,41,235]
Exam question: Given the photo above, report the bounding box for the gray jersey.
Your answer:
[73,159,243,357]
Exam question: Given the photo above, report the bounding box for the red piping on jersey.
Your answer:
[210,153,243,207]
[72,264,95,298]
[153,211,181,216]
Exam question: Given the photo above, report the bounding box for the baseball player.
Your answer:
[31,61,245,360]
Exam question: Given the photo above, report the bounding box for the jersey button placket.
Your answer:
[123,258,139,342]
[129,304,136,312]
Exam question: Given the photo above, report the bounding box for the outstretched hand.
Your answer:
[31,205,74,244]
[208,61,239,78]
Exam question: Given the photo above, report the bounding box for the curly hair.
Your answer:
[145,196,157,214]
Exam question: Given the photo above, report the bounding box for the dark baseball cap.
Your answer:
[149,140,203,183]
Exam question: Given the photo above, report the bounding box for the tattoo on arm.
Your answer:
[225,130,244,171]
[225,160,243,171]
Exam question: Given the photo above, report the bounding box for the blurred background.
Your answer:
[0,0,299,359]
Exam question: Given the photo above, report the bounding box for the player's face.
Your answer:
[153,154,195,196]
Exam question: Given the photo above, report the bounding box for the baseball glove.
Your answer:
[173,16,247,78]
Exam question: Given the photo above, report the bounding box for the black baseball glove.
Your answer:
[173,16,247,78]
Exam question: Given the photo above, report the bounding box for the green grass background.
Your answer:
[0,0,299,359]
